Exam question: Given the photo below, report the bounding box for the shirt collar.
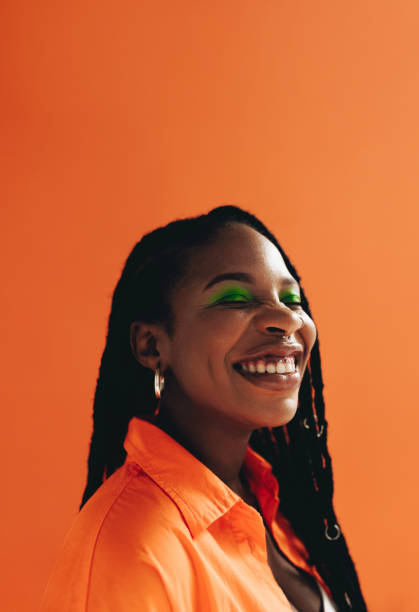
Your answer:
[123,416,280,538]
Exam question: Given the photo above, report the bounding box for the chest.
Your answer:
[235,479,324,612]
[264,526,323,612]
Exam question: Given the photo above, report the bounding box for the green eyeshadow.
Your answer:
[206,285,253,305]
[206,286,301,306]
[279,290,302,303]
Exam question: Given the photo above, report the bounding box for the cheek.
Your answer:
[169,312,247,381]
[300,316,317,362]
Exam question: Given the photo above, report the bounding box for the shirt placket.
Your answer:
[228,501,293,610]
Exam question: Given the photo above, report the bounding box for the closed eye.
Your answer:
[215,293,251,304]
[207,285,255,306]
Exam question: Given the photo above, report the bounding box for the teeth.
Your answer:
[256,361,266,374]
[237,356,297,375]
[284,359,294,373]
[276,361,286,374]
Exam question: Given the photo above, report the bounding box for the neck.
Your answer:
[146,396,257,503]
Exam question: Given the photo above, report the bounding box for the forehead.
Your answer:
[181,223,294,289]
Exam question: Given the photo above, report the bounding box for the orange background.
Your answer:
[1,2,418,610]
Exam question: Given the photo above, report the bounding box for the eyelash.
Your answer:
[215,297,303,309]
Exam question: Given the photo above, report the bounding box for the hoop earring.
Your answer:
[325,521,341,541]
[154,365,165,399]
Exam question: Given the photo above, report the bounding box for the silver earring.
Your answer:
[154,365,165,399]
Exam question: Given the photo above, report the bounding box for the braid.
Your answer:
[249,239,367,610]
[80,205,368,610]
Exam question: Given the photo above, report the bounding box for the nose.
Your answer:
[253,304,304,337]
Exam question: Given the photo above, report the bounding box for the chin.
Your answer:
[254,397,299,429]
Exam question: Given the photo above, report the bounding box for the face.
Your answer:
[160,223,317,431]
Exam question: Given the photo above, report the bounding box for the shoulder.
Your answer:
[90,462,192,557]
[70,462,192,561]
[41,462,191,611]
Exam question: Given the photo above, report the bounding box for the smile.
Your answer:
[233,356,301,391]
[235,356,297,375]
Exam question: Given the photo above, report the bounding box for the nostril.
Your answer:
[266,326,285,333]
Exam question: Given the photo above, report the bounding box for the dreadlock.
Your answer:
[79,205,368,611]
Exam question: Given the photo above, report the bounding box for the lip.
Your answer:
[234,343,304,365]
[233,363,301,391]
[232,343,304,392]
[233,342,304,391]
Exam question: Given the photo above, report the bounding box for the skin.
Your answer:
[130,222,317,499]
[130,222,320,611]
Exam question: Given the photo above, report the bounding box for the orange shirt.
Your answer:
[41,417,334,611]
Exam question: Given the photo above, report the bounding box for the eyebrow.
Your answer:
[203,272,299,291]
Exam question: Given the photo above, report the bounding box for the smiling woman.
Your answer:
[40,206,368,612]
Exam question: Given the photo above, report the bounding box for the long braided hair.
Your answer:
[80,205,368,611]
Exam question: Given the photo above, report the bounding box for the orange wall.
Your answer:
[2,2,418,610]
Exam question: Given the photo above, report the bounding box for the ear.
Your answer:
[129,321,167,371]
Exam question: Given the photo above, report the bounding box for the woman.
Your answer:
[41,206,368,611]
